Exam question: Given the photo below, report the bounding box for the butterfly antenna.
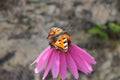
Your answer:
[65,20,76,32]
[66,22,72,30]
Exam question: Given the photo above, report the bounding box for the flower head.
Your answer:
[32,27,96,80]
[32,44,96,80]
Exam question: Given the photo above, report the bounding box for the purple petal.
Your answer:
[70,44,96,64]
[66,53,79,79]
[42,50,54,80]
[32,46,51,64]
[34,46,52,73]
[51,50,60,78]
[69,44,95,74]
[59,52,67,80]
[73,54,93,74]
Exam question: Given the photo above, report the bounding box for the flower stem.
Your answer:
[57,74,61,80]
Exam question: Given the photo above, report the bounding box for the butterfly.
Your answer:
[47,27,72,52]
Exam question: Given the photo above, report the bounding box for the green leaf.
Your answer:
[88,28,109,40]
[94,21,107,30]
[109,23,120,33]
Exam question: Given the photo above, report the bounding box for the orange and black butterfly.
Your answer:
[47,27,72,52]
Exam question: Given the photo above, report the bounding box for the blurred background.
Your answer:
[0,0,120,80]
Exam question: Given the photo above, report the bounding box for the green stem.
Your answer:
[57,74,61,80]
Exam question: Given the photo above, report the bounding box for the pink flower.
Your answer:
[32,43,96,80]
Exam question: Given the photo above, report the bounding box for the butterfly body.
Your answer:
[47,27,71,52]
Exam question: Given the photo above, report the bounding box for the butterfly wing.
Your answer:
[55,35,69,52]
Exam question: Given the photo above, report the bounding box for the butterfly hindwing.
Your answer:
[55,35,68,52]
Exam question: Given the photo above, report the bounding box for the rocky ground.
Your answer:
[0,0,120,80]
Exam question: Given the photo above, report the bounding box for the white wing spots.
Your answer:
[63,38,68,49]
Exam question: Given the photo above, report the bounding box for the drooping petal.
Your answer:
[66,53,79,79]
[34,46,52,73]
[70,44,96,64]
[51,50,60,78]
[69,44,96,74]
[32,46,51,64]
[71,53,93,74]
[59,52,67,80]
[42,50,54,80]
